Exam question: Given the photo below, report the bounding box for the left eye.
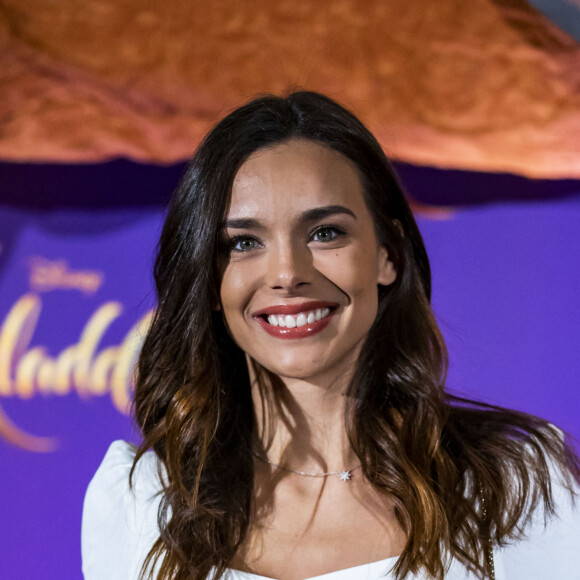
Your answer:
[311,226,341,243]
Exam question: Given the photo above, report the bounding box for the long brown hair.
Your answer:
[132,91,579,579]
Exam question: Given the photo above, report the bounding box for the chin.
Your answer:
[261,362,319,381]
[254,355,346,386]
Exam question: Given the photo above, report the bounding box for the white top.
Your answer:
[82,440,580,580]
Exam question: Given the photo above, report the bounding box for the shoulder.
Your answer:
[494,456,580,579]
[81,440,165,580]
[446,411,580,577]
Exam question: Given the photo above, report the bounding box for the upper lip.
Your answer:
[253,301,339,317]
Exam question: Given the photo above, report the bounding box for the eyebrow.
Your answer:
[222,205,357,229]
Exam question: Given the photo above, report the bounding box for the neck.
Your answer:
[250,360,358,472]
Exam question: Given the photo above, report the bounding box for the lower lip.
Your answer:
[255,313,334,339]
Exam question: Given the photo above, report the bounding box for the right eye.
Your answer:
[230,236,260,252]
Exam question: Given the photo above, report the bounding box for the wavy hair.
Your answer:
[132,91,579,580]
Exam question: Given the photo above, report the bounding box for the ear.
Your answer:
[377,246,397,286]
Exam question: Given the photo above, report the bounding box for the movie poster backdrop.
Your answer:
[0,162,578,579]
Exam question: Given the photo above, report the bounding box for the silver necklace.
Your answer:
[254,454,494,577]
[252,450,361,482]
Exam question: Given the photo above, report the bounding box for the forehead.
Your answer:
[228,139,366,217]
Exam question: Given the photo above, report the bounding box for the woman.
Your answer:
[82,92,580,580]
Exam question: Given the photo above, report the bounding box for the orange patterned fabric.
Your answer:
[1,0,579,177]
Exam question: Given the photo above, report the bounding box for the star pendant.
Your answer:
[339,470,352,482]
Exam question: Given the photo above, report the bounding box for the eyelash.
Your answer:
[225,225,347,253]
[309,225,346,243]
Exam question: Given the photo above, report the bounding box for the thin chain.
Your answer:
[255,453,494,575]
[480,492,496,580]
[251,450,361,480]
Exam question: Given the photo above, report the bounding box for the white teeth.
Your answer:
[264,307,334,327]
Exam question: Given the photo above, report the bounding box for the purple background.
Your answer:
[0,160,578,579]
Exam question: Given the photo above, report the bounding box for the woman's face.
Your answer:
[219,139,396,386]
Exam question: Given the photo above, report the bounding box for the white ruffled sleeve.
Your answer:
[81,440,165,580]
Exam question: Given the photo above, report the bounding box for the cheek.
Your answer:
[219,266,254,324]
[317,247,380,298]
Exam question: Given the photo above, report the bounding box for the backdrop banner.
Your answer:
[1,183,579,579]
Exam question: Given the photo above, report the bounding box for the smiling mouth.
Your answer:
[253,303,337,339]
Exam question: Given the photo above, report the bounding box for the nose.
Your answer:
[266,239,312,292]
